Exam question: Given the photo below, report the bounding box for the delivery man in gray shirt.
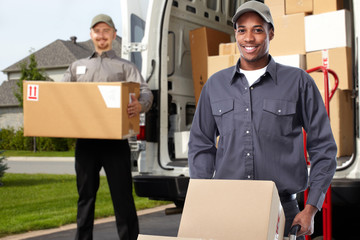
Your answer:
[188,1,337,239]
[62,14,153,240]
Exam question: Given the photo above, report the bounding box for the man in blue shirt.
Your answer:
[188,1,337,239]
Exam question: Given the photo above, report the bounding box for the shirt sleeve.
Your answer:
[188,82,218,179]
[125,64,153,113]
[301,72,337,210]
[61,64,75,82]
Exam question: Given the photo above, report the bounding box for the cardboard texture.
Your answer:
[189,27,230,105]
[265,0,285,17]
[305,10,351,52]
[306,47,352,90]
[178,179,285,240]
[138,236,201,240]
[286,0,313,15]
[273,54,306,69]
[270,13,306,56]
[321,89,354,157]
[313,0,344,14]
[207,55,238,77]
[219,42,239,55]
[23,81,140,139]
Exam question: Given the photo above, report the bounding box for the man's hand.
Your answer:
[291,204,318,237]
[128,94,142,118]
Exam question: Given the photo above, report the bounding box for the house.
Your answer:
[0,36,122,130]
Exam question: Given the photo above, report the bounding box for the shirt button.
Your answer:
[278,109,282,113]
[247,175,251,179]
[247,153,251,156]
[250,87,254,90]
[245,87,247,90]
[246,130,250,134]
[245,108,249,112]
[219,109,222,113]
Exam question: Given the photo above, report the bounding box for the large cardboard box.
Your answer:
[207,54,238,77]
[306,47,352,90]
[270,13,306,56]
[286,0,313,15]
[265,0,285,17]
[321,89,354,157]
[178,179,285,240]
[313,0,344,14]
[23,81,140,139]
[305,10,351,52]
[189,27,230,105]
[273,54,306,69]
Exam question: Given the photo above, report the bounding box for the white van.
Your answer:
[121,0,360,237]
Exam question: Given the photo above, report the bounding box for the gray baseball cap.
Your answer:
[232,1,274,30]
[91,14,117,31]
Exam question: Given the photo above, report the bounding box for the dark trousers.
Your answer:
[282,198,305,240]
[74,139,139,240]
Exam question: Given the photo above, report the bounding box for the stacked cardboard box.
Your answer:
[266,0,353,157]
[189,27,230,105]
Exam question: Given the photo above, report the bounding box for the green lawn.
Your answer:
[0,173,170,238]
[3,150,75,157]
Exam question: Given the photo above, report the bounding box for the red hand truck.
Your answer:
[303,66,339,240]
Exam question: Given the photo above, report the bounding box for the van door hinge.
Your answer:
[123,42,147,54]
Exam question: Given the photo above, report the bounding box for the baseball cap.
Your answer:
[232,1,274,30]
[90,14,117,31]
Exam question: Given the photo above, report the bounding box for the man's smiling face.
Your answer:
[235,11,274,70]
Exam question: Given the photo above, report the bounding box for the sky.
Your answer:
[0,0,123,84]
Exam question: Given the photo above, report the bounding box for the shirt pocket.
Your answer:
[259,99,296,137]
[211,99,234,135]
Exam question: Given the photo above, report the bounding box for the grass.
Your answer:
[0,173,170,238]
[3,150,75,157]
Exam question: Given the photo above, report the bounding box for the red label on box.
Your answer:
[27,84,39,101]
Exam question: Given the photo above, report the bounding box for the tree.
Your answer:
[15,53,47,108]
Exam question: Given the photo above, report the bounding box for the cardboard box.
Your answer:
[265,0,285,17]
[273,54,306,69]
[270,13,306,56]
[178,179,285,240]
[305,10,351,52]
[286,0,313,15]
[23,81,140,139]
[306,47,352,90]
[138,236,201,240]
[313,0,344,14]
[219,42,239,55]
[321,89,354,157]
[207,54,238,77]
[190,27,230,105]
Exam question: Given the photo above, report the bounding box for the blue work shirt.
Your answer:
[188,56,337,210]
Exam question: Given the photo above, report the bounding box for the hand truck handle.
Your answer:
[289,224,301,240]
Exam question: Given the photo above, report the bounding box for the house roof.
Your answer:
[2,36,122,73]
[0,80,20,107]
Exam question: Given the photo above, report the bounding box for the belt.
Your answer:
[279,193,297,203]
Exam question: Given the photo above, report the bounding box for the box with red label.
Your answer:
[23,81,140,139]
[177,179,285,240]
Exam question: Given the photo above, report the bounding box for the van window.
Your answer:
[130,14,145,72]
[207,0,217,11]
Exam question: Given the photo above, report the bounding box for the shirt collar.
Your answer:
[230,55,278,85]
[89,49,116,59]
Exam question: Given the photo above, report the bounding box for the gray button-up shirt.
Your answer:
[188,56,337,210]
[62,50,153,113]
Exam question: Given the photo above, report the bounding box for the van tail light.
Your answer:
[137,125,146,140]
